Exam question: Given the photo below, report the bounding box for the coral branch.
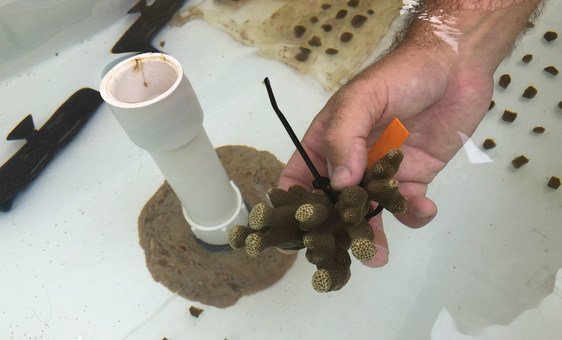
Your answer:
[229,149,406,292]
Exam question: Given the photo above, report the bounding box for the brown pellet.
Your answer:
[532,126,545,134]
[351,15,368,28]
[482,139,496,150]
[502,110,517,122]
[511,155,529,169]
[309,16,319,24]
[340,32,353,43]
[526,21,535,29]
[544,66,559,76]
[547,176,561,189]
[293,25,306,38]
[522,86,537,99]
[321,24,333,32]
[521,54,533,63]
[559,101,562,109]
[189,306,204,318]
[159,40,166,47]
[544,31,558,42]
[488,100,495,110]
[321,4,331,10]
[336,9,348,19]
[498,74,511,88]
[367,9,374,15]
[308,36,322,47]
[347,0,359,7]
[295,47,311,62]
[325,48,339,55]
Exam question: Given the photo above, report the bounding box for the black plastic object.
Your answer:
[263,78,338,205]
[0,88,104,211]
[111,0,189,54]
[263,78,383,220]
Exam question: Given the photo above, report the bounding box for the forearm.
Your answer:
[399,0,543,74]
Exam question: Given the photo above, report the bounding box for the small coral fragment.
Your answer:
[544,66,559,76]
[363,148,403,181]
[306,248,332,265]
[267,187,294,207]
[502,110,517,122]
[532,126,545,134]
[483,138,496,149]
[498,74,511,89]
[303,232,336,250]
[512,155,529,169]
[189,306,204,318]
[312,269,335,292]
[245,226,302,257]
[547,176,560,189]
[248,202,270,230]
[363,150,407,214]
[312,248,352,292]
[229,224,253,249]
[230,149,406,292]
[295,203,328,231]
[522,86,537,99]
[248,202,294,230]
[351,237,377,261]
[335,186,369,225]
[543,31,558,42]
[521,54,533,63]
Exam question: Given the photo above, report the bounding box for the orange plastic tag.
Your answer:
[367,117,409,167]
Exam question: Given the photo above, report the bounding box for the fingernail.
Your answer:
[331,166,351,185]
[414,209,431,219]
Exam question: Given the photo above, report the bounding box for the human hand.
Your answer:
[278,42,493,266]
[278,0,540,267]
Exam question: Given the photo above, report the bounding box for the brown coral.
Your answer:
[229,149,406,292]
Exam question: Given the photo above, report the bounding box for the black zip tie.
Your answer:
[365,205,384,219]
[264,77,383,220]
[264,78,338,205]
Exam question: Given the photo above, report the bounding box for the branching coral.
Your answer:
[229,149,406,292]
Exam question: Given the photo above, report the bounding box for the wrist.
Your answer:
[398,0,542,75]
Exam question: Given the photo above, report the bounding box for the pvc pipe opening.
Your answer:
[100,52,249,245]
[101,53,183,108]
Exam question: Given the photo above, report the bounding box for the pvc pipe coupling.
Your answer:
[100,53,248,245]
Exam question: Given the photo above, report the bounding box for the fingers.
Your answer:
[391,180,438,228]
[361,193,436,269]
[362,214,389,268]
[395,196,437,228]
[279,75,387,192]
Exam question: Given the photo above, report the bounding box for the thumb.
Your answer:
[322,92,377,190]
[326,143,368,190]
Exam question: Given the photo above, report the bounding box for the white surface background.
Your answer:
[0,1,560,339]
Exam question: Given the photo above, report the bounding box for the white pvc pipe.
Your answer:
[100,53,248,245]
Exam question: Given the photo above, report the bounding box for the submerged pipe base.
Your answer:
[182,181,248,246]
[138,145,297,307]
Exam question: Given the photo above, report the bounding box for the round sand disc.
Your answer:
[138,145,297,308]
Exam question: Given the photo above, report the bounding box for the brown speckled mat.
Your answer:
[172,0,402,90]
[138,145,297,308]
